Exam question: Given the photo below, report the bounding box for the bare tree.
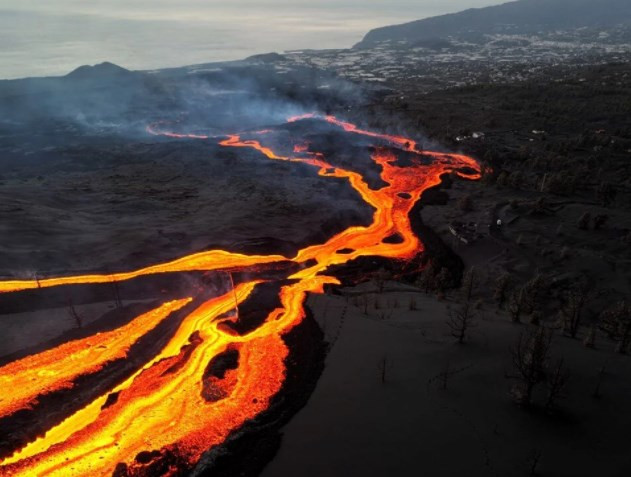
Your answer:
[111,279,122,309]
[418,261,438,294]
[560,279,594,338]
[592,365,606,399]
[600,301,631,354]
[446,268,479,343]
[379,356,387,384]
[378,309,393,321]
[361,295,369,315]
[545,358,570,413]
[583,325,596,348]
[494,273,513,309]
[596,182,616,207]
[67,297,83,329]
[508,288,525,323]
[436,267,454,294]
[510,327,552,406]
[448,301,476,344]
[458,195,473,212]
[427,361,473,391]
[578,212,591,230]
[460,267,478,302]
[529,449,543,476]
[105,267,122,309]
[521,273,547,316]
[439,361,450,390]
[375,268,388,294]
[593,214,609,230]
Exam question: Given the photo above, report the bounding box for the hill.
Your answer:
[65,62,133,81]
[356,0,631,48]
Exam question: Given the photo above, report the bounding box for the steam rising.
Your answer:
[0,58,369,140]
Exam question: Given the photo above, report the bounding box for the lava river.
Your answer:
[0,115,480,476]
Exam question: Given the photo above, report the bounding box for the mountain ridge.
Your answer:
[355,0,631,48]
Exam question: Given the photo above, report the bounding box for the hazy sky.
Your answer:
[0,0,502,79]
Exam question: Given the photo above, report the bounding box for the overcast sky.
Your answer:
[0,0,503,79]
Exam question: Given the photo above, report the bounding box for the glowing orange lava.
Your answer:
[0,115,480,476]
[0,250,285,294]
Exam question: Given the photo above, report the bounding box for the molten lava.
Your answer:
[0,115,480,476]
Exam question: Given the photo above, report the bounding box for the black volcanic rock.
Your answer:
[356,0,631,47]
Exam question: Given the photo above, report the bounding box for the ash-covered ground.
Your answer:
[0,135,371,275]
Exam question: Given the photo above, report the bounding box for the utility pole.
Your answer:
[227,271,239,319]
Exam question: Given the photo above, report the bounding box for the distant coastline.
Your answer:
[0,3,489,80]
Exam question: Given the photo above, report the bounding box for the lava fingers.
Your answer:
[0,282,288,477]
[0,298,192,420]
[0,250,285,294]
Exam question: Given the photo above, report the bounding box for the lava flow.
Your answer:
[0,115,480,476]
